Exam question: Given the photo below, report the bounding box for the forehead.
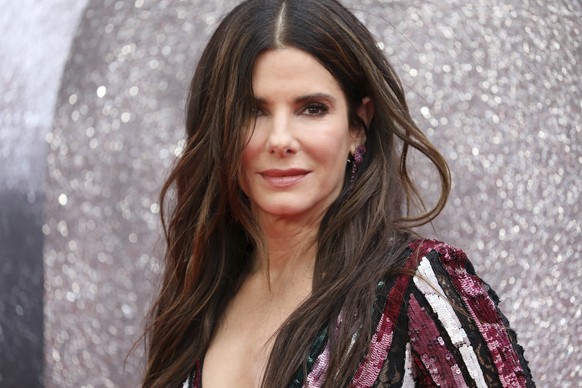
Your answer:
[252,47,344,98]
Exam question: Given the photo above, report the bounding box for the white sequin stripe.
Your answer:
[401,342,415,388]
[414,257,488,388]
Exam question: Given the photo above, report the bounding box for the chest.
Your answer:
[202,315,278,387]
[202,279,311,387]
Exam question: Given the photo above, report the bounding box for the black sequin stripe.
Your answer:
[373,275,414,388]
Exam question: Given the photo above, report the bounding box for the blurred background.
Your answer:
[0,0,580,386]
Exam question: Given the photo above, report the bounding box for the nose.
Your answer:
[266,113,297,157]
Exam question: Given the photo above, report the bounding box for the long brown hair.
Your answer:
[142,0,451,386]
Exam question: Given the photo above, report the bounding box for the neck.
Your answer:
[253,213,320,289]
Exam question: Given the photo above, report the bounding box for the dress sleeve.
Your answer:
[406,240,534,387]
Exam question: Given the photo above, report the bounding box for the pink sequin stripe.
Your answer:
[408,294,469,387]
[349,250,420,387]
[427,240,528,387]
[305,341,331,387]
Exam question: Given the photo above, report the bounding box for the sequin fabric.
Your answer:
[184,240,534,387]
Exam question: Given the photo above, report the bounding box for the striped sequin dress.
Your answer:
[184,239,534,387]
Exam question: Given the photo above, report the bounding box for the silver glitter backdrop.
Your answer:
[4,0,578,386]
[0,0,89,386]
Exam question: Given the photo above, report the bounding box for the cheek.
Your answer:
[241,124,264,161]
[241,139,260,170]
[321,127,355,161]
[239,140,260,194]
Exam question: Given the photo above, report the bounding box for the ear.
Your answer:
[350,97,374,153]
[357,97,374,128]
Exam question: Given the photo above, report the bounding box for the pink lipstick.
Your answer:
[260,169,309,187]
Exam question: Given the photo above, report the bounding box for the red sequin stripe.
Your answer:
[349,246,420,387]
[191,359,202,388]
[408,293,469,386]
[429,241,528,388]
[408,239,442,262]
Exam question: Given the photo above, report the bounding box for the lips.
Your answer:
[259,169,310,187]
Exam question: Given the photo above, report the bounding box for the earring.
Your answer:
[351,144,367,182]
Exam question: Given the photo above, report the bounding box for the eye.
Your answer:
[303,103,329,116]
[251,107,266,117]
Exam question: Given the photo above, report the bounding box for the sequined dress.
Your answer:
[183,239,534,387]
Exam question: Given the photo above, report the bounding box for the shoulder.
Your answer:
[397,239,535,387]
[402,238,474,274]
[400,239,490,301]
[402,238,508,347]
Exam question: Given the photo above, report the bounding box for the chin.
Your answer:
[263,205,307,218]
[257,200,332,222]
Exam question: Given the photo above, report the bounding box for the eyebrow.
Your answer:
[254,93,337,105]
[295,93,336,104]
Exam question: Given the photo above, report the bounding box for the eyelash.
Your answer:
[251,108,264,117]
[251,103,329,117]
[303,103,329,116]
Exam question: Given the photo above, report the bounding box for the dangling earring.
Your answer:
[347,144,367,196]
[351,144,367,182]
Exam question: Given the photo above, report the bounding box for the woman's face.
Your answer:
[239,47,368,224]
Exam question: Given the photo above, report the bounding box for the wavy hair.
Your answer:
[142,0,451,386]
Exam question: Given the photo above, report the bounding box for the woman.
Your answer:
[142,0,534,386]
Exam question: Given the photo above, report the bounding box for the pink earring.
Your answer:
[351,144,367,182]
